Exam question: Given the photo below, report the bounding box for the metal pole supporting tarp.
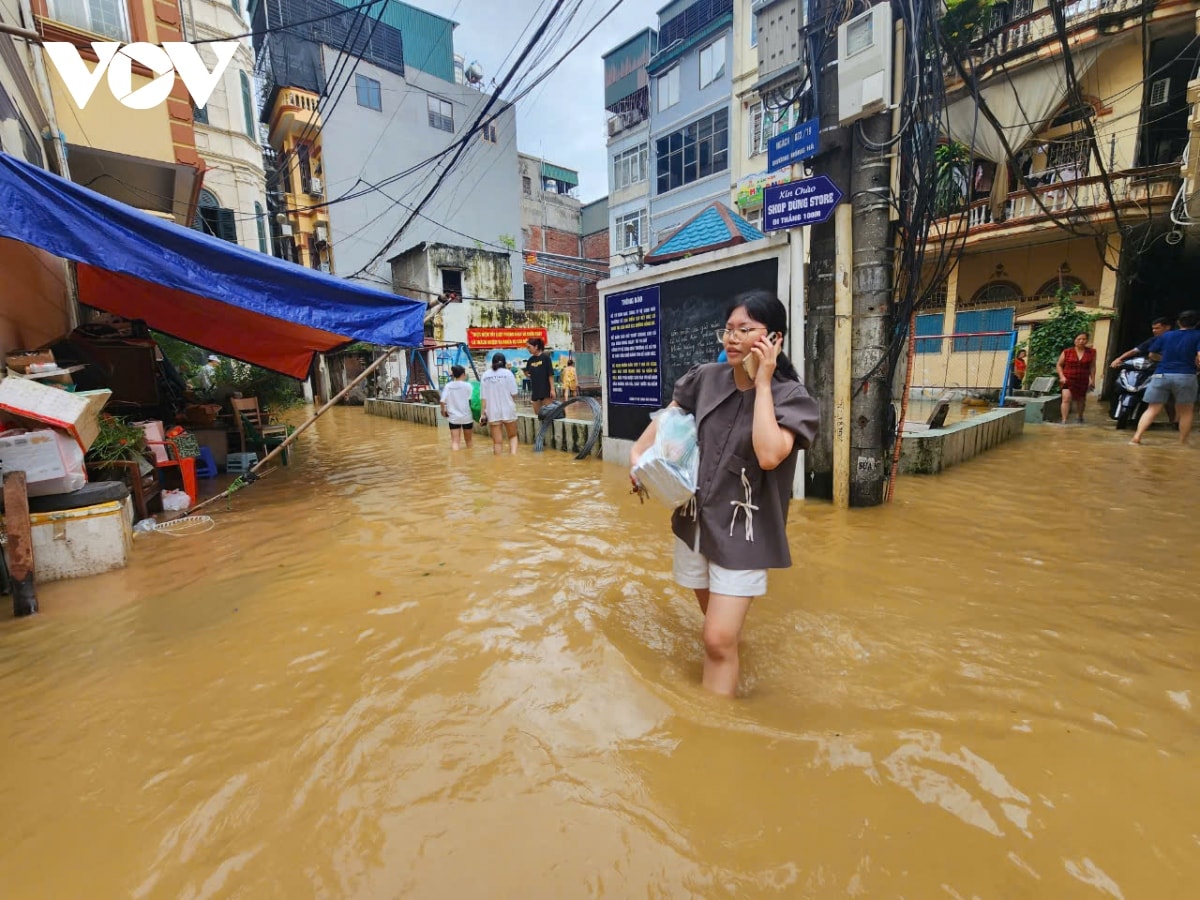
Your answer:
[190,302,449,516]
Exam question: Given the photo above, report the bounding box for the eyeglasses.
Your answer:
[715,327,767,342]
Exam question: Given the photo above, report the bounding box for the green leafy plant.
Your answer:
[210,359,304,413]
[940,0,997,49]
[86,415,148,465]
[1026,286,1099,385]
[934,141,972,216]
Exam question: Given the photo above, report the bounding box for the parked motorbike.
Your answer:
[1111,356,1156,429]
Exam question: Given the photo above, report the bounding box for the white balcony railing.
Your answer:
[953,0,1153,72]
[950,166,1180,232]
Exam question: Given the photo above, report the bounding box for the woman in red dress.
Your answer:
[1056,331,1097,424]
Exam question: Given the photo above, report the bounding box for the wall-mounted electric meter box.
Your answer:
[837,3,893,126]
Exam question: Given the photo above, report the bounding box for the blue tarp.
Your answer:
[0,151,426,377]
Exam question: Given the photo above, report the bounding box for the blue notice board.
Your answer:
[605,287,661,406]
[767,118,819,172]
[762,176,844,231]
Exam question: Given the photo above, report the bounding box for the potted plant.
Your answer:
[86,415,154,480]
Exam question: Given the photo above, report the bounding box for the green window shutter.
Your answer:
[241,71,254,138]
[216,208,237,244]
[254,201,267,253]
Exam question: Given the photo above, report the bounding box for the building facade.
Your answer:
[31,0,202,224]
[253,0,522,292]
[730,0,804,230]
[645,0,734,246]
[0,0,77,353]
[519,152,582,346]
[603,28,656,277]
[187,0,269,251]
[580,197,610,353]
[921,0,1199,393]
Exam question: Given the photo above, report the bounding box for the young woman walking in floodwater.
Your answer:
[439,365,475,450]
[479,352,519,455]
[1056,331,1096,424]
[629,291,819,697]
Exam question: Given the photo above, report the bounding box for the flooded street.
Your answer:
[1,407,1197,898]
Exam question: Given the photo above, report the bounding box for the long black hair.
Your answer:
[725,291,800,382]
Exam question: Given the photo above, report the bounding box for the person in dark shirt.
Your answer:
[524,337,556,415]
[1111,317,1175,423]
[1130,310,1200,445]
[1111,317,1173,368]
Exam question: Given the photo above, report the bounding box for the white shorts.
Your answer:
[673,538,767,598]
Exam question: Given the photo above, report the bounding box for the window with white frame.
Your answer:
[743,206,763,230]
[427,96,454,132]
[615,209,648,249]
[48,0,130,41]
[657,67,680,112]
[656,108,729,193]
[749,100,796,156]
[356,74,381,111]
[481,119,498,143]
[699,36,726,89]
[613,144,648,190]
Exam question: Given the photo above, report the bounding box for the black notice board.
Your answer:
[607,258,780,440]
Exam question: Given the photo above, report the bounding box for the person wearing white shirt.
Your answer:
[479,352,519,455]
[439,365,475,450]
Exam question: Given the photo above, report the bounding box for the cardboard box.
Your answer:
[5,350,56,374]
[0,377,111,451]
[133,420,168,463]
[0,429,87,497]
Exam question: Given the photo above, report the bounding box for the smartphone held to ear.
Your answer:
[742,332,781,378]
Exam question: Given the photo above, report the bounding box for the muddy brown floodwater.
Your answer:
[1,407,1197,897]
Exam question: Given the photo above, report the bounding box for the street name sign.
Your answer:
[762,176,844,231]
[767,118,819,172]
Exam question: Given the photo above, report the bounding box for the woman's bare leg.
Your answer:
[489,423,504,455]
[701,593,754,698]
[505,421,519,454]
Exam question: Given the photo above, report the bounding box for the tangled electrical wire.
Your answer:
[851,0,971,397]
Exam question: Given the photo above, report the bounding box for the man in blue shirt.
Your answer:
[1130,310,1200,445]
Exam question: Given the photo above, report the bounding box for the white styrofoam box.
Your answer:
[21,498,133,583]
[0,429,87,496]
[133,420,168,463]
[0,377,111,451]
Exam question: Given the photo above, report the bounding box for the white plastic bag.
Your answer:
[161,489,191,511]
[631,407,698,509]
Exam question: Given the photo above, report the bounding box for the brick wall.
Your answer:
[581,229,610,353]
[524,225,583,347]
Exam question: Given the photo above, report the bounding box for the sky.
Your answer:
[414,0,658,204]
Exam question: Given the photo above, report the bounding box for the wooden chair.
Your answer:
[231,397,293,464]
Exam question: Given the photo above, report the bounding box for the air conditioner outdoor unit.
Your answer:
[308,177,323,197]
[314,221,329,243]
[607,117,623,137]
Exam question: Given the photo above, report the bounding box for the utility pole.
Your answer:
[803,0,852,502]
[805,0,893,506]
[849,108,894,507]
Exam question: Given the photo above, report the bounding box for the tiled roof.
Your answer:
[644,202,766,264]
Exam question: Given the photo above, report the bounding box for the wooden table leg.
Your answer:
[3,471,37,617]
